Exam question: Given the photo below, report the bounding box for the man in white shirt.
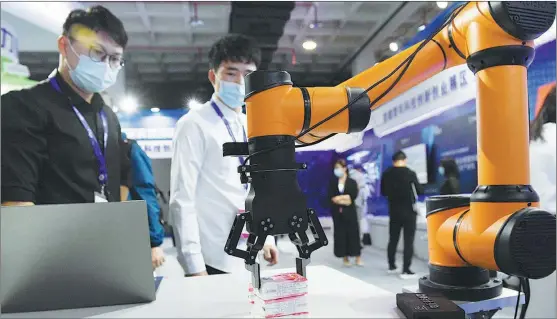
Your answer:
[170,34,279,276]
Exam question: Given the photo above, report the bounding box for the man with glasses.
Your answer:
[1,6,129,206]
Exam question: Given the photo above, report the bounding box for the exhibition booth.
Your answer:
[1,21,37,95]
[117,10,556,268]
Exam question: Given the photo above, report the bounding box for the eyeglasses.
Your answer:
[69,37,125,70]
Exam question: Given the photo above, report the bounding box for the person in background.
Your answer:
[349,165,371,244]
[170,34,278,277]
[438,158,460,195]
[1,6,128,205]
[526,85,555,319]
[121,133,166,270]
[380,151,424,279]
[330,159,362,267]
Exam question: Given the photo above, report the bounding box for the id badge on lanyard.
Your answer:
[211,101,248,190]
[49,78,109,201]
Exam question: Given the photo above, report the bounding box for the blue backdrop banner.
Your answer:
[118,109,187,159]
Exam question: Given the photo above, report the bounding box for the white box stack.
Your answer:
[249,273,309,318]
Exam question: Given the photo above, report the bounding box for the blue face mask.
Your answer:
[217,80,245,109]
[438,166,445,176]
[67,43,120,93]
[334,168,344,178]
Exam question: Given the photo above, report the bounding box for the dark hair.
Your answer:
[208,34,261,70]
[335,159,348,168]
[440,158,460,179]
[392,150,407,162]
[531,85,556,142]
[63,5,128,48]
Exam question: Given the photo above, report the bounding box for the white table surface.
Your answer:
[4,265,405,318]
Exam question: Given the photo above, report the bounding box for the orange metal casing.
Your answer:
[245,2,540,271]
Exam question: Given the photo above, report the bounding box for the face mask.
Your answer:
[438,166,445,176]
[217,80,245,109]
[334,168,344,178]
[67,42,120,93]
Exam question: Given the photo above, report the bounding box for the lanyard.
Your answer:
[210,101,247,164]
[49,78,109,193]
[211,101,248,190]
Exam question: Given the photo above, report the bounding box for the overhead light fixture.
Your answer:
[190,2,204,27]
[302,40,317,51]
[150,107,161,113]
[190,18,204,27]
[418,24,426,31]
[120,96,138,114]
[309,21,323,29]
[389,42,399,52]
[436,1,448,9]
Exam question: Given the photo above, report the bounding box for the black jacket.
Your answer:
[329,177,359,216]
[440,176,460,195]
[380,166,424,216]
[1,72,124,204]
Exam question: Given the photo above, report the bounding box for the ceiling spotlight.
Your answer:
[150,107,160,113]
[302,40,317,51]
[190,18,204,27]
[389,42,399,52]
[121,96,138,114]
[418,24,426,32]
[436,1,448,9]
[309,21,323,29]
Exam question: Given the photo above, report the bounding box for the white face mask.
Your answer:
[334,168,344,178]
[438,166,445,176]
[67,42,120,93]
[217,80,245,109]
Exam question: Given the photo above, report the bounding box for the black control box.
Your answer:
[396,293,465,319]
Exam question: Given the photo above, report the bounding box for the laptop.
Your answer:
[1,201,156,313]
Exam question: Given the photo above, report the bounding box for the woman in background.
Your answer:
[526,85,555,319]
[329,159,362,267]
[438,158,460,195]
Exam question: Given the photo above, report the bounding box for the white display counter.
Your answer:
[4,265,522,318]
[5,266,405,318]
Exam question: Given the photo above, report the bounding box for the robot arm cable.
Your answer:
[242,3,467,164]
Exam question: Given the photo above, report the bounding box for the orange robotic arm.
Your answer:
[226,2,556,297]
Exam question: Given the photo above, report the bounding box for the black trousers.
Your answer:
[387,213,417,272]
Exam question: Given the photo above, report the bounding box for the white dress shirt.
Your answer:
[529,123,556,214]
[170,94,274,275]
[526,122,556,319]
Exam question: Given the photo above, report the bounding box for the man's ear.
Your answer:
[208,68,216,86]
[57,36,67,57]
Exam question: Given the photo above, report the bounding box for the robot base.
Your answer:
[418,265,503,301]
[419,276,503,302]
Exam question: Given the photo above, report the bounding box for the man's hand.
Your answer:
[151,246,166,269]
[186,270,208,277]
[263,244,279,266]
